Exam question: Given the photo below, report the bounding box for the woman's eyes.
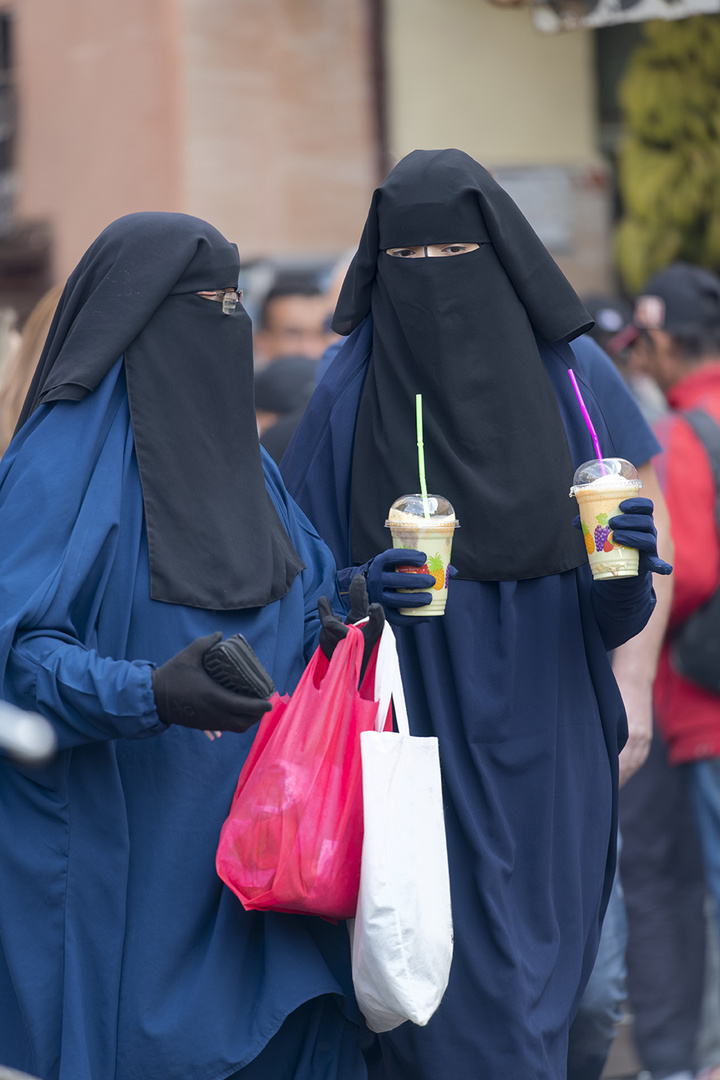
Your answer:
[385,243,479,258]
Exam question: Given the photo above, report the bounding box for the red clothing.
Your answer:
[654,363,720,764]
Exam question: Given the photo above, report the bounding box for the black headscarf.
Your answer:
[16,211,304,610]
[334,149,593,582]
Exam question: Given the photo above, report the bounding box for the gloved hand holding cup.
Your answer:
[386,493,459,615]
[570,458,643,580]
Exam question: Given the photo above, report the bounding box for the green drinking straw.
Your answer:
[415,394,431,519]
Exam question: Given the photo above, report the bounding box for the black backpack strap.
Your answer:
[670,408,720,692]
[681,409,720,532]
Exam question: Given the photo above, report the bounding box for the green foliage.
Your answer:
[614,15,720,293]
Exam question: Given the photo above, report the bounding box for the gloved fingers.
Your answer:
[210,693,272,734]
[220,689,273,718]
[317,595,342,624]
[381,588,433,610]
[381,570,437,591]
[359,602,385,680]
[320,617,348,645]
[168,683,271,733]
[374,548,428,570]
[642,554,673,576]
[447,564,459,579]
[609,529,658,553]
[367,602,385,633]
[346,574,370,625]
[571,514,582,531]
[318,595,350,660]
[609,513,657,533]
[618,497,654,515]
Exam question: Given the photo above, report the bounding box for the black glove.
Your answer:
[318,574,385,681]
[609,497,673,576]
[152,632,272,734]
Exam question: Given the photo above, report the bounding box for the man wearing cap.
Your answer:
[582,293,666,424]
[627,260,720,1080]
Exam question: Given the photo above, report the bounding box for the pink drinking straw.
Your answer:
[567,369,603,461]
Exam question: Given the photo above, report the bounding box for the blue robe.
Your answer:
[281,317,656,1080]
[0,359,366,1080]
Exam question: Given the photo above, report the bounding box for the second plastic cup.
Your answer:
[570,458,642,580]
[385,494,459,616]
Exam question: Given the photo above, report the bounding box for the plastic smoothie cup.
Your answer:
[385,494,459,616]
[570,458,642,580]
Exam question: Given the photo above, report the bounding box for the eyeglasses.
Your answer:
[196,288,243,315]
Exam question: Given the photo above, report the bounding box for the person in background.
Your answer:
[583,293,667,425]
[0,305,19,389]
[282,149,670,1080]
[253,283,336,367]
[583,294,635,359]
[313,250,357,385]
[254,354,317,463]
[0,212,374,1080]
[0,283,64,455]
[565,329,674,1080]
[624,262,720,1080]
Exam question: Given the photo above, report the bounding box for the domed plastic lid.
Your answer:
[385,493,458,527]
[570,457,641,494]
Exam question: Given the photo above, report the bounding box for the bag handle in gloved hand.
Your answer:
[318,574,385,683]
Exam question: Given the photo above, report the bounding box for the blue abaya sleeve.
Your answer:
[8,639,159,748]
[0,364,163,749]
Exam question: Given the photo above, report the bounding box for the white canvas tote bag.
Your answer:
[350,622,453,1033]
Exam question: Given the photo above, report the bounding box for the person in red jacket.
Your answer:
[630,266,720,1024]
[631,264,720,766]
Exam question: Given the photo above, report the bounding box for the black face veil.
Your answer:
[335,149,592,582]
[17,211,304,609]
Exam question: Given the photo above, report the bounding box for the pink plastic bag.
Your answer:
[216,625,386,921]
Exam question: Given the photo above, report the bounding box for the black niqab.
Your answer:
[334,149,592,581]
[17,211,304,609]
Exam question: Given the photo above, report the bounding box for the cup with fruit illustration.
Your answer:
[570,458,642,580]
[385,494,459,616]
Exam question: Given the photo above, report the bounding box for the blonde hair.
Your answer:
[0,283,64,455]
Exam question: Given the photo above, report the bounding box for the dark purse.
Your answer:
[203,633,275,699]
[671,409,720,694]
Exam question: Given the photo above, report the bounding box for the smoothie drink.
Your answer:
[570,458,642,580]
[386,494,458,616]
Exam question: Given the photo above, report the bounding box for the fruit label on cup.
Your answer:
[582,513,617,555]
[397,553,446,590]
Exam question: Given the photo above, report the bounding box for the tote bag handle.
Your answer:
[371,623,409,736]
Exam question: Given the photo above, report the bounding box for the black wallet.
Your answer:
[203,633,275,699]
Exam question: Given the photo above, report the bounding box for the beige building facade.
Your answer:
[385,0,612,294]
[9,0,611,303]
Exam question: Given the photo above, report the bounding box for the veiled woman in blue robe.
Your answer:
[0,213,368,1080]
[281,150,667,1079]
